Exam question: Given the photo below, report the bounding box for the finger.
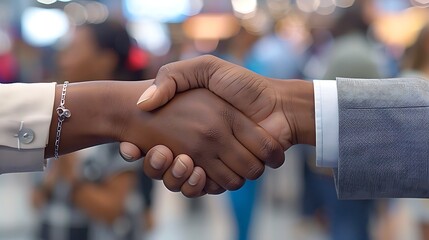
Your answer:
[181,167,207,198]
[232,112,285,168]
[143,145,174,180]
[204,159,245,192]
[119,142,143,162]
[161,155,194,192]
[204,177,226,195]
[219,139,265,180]
[137,55,221,111]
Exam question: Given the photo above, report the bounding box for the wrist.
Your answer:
[45,80,153,158]
[104,81,154,150]
[277,79,315,146]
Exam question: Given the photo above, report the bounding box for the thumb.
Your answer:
[137,67,178,111]
[136,55,218,111]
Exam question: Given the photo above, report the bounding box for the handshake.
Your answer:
[50,55,315,197]
[124,55,316,197]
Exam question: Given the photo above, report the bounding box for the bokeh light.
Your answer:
[183,14,240,40]
[128,20,171,56]
[37,0,57,5]
[334,0,355,8]
[296,0,320,13]
[64,2,87,25]
[22,7,69,47]
[123,0,198,23]
[85,2,109,24]
[410,0,429,8]
[231,0,258,15]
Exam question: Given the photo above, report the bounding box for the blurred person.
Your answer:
[402,25,429,80]
[31,20,152,240]
[301,3,380,240]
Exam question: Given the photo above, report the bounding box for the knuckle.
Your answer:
[225,176,245,191]
[246,163,265,180]
[158,63,172,76]
[156,64,173,78]
[220,108,236,127]
[200,126,221,143]
[199,54,217,64]
[259,137,279,160]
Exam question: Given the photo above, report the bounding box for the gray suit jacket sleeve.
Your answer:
[334,77,429,199]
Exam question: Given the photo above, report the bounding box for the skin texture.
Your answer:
[126,55,316,197]
[44,80,284,195]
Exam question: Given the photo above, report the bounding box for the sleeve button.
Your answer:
[18,128,35,144]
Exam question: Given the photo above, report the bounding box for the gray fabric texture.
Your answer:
[335,77,429,199]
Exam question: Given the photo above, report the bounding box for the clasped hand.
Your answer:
[119,55,314,197]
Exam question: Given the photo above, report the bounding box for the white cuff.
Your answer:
[313,80,339,168]
[0,82,56,173]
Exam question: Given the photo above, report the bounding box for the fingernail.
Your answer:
[150,157,164,170]
[120,151,134,162]
[137,85,157,105]
[172,157,187,178]
[188,170,201,186]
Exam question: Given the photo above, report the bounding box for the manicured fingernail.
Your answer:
[150,157,164,170]
[172,157,187,178]
[120,151,134,162]
[188,170,201,186]
[137,85,157,105]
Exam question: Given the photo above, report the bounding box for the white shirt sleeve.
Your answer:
[0,82,56,173]
[313,80,339,168]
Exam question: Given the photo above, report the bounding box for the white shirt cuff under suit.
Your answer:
[313,80,339,168]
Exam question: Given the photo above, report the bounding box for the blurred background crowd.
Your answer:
[2,0,429,239]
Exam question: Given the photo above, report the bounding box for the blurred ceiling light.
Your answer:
[410,0,429,7]
[37,0,57,4]
[123,0,195,23]
[316,5,336,15]
[241,10,272,35]
[183,14,240,40]
[0,29,12,55]
[58,0,72,2]
[128,20,171,56]
[334,0,355,8]
[267,0,292,18]
[276,15,311,50]
[231,0,258,15]
[372,7,428,47]
[186,0,204,16]
[86,2,109,24]
[64,2,87,25]
[22,7,69,47]
[316,0,336,15]
[296,0,320,13]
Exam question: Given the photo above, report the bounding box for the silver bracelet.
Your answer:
[54,81,71,159]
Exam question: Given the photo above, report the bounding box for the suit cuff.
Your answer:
[313,80,339,168]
